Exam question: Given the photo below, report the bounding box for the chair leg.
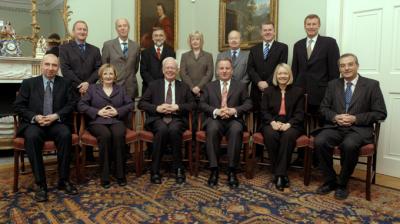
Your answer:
[303,147,311,186]
[139,141,144,176]
[135,141,141,177]
[13,150,20,193]
[248,143,256,179]
[74,145,80,183]
[20,151,25,173]
[245,143,252,179]
[195,141,200,177]
[80,145,86,181]
[366,156,372,201]
[188,141,193,176]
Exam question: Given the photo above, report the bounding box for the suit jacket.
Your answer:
[199,79,253,127]
[180,50,214,90]
[247,41,288,110]
[59,41,102,94]
[215,49,250,85]
[77,84,133,126]
[140,44,176,94]
[317,76,387,142]
[260,85,305,131]
[292,35,340,106]
[102,38,141,99]
[138,79,195,128]
[13,75,74,135]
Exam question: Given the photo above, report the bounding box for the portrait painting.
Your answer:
[219,0,278,51]
[136,0,178,49]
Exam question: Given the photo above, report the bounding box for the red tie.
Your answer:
[156,47,161,60]
[278,91,286,116]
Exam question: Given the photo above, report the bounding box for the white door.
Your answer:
[340,0,400,177]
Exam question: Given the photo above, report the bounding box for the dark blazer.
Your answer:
[45,46,59,57]
[317,76,387,142]
[13,75,74,135]
[102,38,141,99]
[199,79,253,127]
[77,84,133,126]
[138,79,194,128]
[140,45,176,94]
[247,41,288,110]
[292,35,340,106]
[260,85,305,131]
[180,50,214,90]
[59,41,102,91]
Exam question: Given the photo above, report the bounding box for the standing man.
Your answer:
[138,57,194,184]
[59,20,102,101]
[13,54,78,202]
[247,21,288,125]
[314,53,386,200]
[140,27,176,95]
[200,58,252,188]
[216,30,250,85]
[102,18,141,99]
[292,14,340,166]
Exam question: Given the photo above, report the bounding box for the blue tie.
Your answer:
[122,42,128,57]
[345,82,353,112]
[43,80,53,115]
[78,43,85,55]
[263,43,269,60]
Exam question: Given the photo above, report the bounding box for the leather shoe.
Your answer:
[150,173,162,184]
[101,180,111,189]
[58,181,78,195]
[316,182,337,195]
[334,187,349,200]
[34,185,48,202]
[117,177,127,186]
[275,176,285,191]
[175,168,186,184]
[283,176,290,188]
[227,171,239,188]
[207,170,219,187]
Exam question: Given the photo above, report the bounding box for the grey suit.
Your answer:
[215,49,250,85]
[179,50,214,90]
[102,38,141,99]
[314,75,387,187]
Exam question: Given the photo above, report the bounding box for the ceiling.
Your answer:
[0,0,64,11]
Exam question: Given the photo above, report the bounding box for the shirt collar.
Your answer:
[345,74,359,86]
[75,40,86,46]
[263,40,274,47]
[220,79,231,86]
[42,75,54,85]
[164,79,175,85]
[231,48,240,55]
[119,38,128,45]
[307,34,318,43]
[155,45,164,51]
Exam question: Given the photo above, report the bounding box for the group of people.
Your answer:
[13,13,387,202]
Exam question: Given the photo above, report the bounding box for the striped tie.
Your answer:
[263,43,269,60]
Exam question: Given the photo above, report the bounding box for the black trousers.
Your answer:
[88,122,126,181]
[314,127,365,186]
[205,119,243,169]
[23,123,72,186]
[263,126,301,176]
[149,119,185,173]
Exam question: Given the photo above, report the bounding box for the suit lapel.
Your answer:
[349,76,364,110]
[335,79,346,112]
[175,81,181,103]
[112,38,125,58]
[37,76,45,109]
[215,81,222,102]
[227,80,236,100]
[71,42,85,60]
[308,37,322,62]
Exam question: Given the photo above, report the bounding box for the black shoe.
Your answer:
[175,168,186,184]
[150,173,162,184]
[57,181,78,195]
[275,176,285,191]
[34,185,48,202]
[334,187,349,200]
[101,180,111,189]
[207,170,219,187]
[272,175,278,184]
[291,158,304,168]
[283,176,290,188]
[227,171,239,188]
[316,182,337,195]
[117,177,127,186]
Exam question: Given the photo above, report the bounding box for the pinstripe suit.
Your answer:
[314,75,387,186]
[215,49,250,85]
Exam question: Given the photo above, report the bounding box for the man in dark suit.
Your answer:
[45,33,60,57]
[314,53,387,200]
[200,58,252,188]
[247,22,288,114]
[13,54,78,202]
[59,20,102,100]
[292,14,340,166]
[216,30,250,85]
[138,57,194,184]
[102,18,141,99]
[140,27,176,95]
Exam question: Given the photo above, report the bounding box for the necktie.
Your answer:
[163,82,172,124]
[78,43,85,55]
[43,80,53,115]
[156,47,161,60]
[221,81,228,108]
[263,43,269,60]
[278,91,286,116]
[122,42,128,57]
[307,39,313,59]
[345,82,353,112]
[232,50,237,64]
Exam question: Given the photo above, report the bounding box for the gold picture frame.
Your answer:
[135,0,178,50]
[218,0,278,51]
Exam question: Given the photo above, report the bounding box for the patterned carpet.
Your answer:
[1,165,400,224]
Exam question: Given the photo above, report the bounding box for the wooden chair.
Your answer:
[136,110,193,176]
[194,112,252,178]
[13,112,80,192]
[78,110,139,179]
[305,121,382,201]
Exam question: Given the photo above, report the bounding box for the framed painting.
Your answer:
[219,0,278,51]
[135,0,178,50]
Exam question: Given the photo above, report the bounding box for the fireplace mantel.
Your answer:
[0,56,41,83]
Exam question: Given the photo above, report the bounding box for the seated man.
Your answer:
[314,53,387,200]
[13,54,78,202]
[199,58,252,188]
[138,57,194,184]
